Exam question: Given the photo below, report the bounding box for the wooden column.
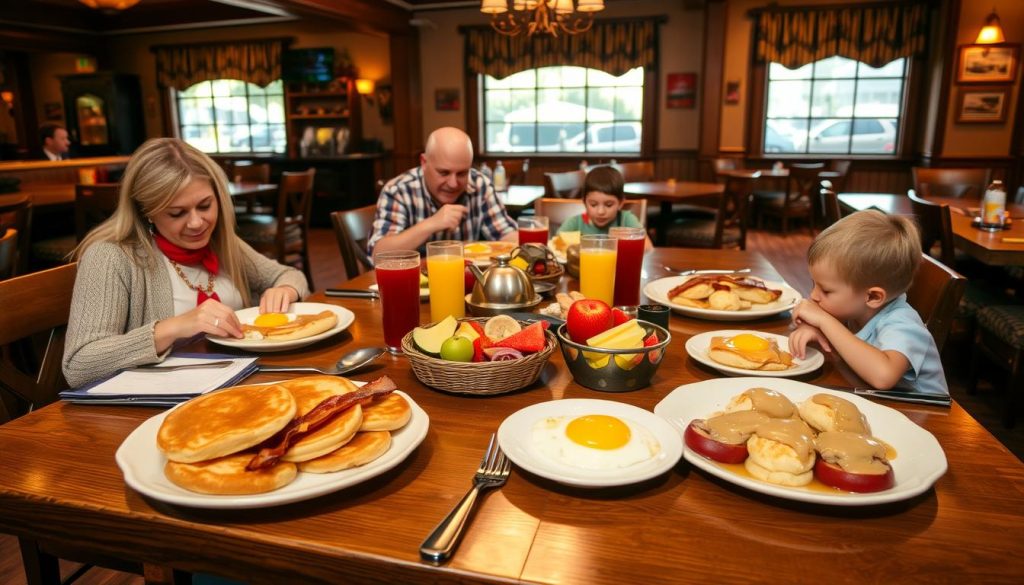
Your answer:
[698,0,727,164]
[389,32,423,177]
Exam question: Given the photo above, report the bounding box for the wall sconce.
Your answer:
[976,8,1005,44]
[0,91,14,115]
[355,79,376,106]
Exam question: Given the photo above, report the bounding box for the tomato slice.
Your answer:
[814,459,894,493]
[684,421,749,464]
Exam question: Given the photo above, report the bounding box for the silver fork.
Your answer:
[419,434,511,564]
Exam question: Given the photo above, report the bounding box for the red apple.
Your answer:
[814,459,895,493]
[464,259,477,294]
[684,421,749,464]
[565,299,613,343]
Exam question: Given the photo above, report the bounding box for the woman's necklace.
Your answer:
[170,260,215,295]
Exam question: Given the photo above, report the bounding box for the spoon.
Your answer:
[666,267,752,276]
[258,347,386,376]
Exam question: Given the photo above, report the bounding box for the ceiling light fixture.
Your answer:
[481,0,605,37]
[975,8,1005,44]
[79,0,142,11]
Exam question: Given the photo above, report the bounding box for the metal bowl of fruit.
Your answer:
[400,315,557,395]
[555,319,670,392]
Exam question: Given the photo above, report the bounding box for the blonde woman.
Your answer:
[63,138,309,387]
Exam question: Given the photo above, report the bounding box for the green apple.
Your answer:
[439,335,474,362]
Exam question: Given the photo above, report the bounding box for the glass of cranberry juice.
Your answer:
[518,216,549,246]
[373,250,421,353]
[610,226,646,307]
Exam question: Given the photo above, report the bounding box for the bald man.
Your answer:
[368,127,516,257]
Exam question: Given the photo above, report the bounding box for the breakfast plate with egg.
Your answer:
[685,330,824,377]
[548,231,579,264]
[207,302,355,352]
[497,398,683,488]
[464,241,516,265]
[653,378,947,506]
[643,275,800,321]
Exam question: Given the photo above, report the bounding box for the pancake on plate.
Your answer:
[708,333,794,371]
[241,310,338,342]
[279,376,364,462]
[299,431,393,473]
[360,393,412,431]
[165,453,297,495]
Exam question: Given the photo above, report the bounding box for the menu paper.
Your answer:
[59,353,259,407]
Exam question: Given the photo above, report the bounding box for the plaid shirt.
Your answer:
[367,166,516,258]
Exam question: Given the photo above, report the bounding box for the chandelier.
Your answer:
[79,0,141,10]
[481,1,606,37]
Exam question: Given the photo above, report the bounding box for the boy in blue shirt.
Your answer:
[789,210,948,395]
[557,166,654,249]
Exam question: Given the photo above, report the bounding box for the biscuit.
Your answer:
[360,393,411,431]
[157,384,296,464]
[165,453,298,495]
[744,457,813,487]
[299,431,392,473]
[280,375,364,462]
[798,394,870,435]
[746,435,815,476]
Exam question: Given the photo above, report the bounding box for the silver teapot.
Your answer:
[467,254,541,315]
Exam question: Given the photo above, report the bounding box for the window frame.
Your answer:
[173,79,287,155]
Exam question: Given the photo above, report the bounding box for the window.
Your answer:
[176,79,286,154]
[482,66,644,155]
[763,56,907,155]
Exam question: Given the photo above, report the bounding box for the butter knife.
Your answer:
[126,360,234,372]
[325,288,380,299]
[853,388,951,407]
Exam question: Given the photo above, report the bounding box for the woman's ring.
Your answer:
[214,317,220,328]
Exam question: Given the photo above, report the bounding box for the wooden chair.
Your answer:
[544,170,586,198]
[757,163,824,233]
[971,304,1024,427]
[31,184,120,268]
[0,228,17,280]
[710,157,743,182]
[229,161,273,215]
[0,195,32,276]
[912,167,991,199]
[330,206,376,281]
[905,254,966,354]
[827,159,852,193]
[236,169,315,287]
[907,189,956,267]
[616,161,655,183]
[665,171,758,250]
[534,197,647,233]
[818,181,842,230]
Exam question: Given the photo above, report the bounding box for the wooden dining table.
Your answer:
[497,185,545,217]
[1,248,1022,584]
[839,192,1024,266]
[623,181,725,245]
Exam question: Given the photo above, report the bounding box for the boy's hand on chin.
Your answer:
[792,299,830,329]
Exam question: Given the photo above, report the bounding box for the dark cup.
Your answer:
[638,304,670,329]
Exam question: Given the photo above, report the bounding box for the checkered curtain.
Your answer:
[754,2,929,69]
[465,20,657,80]
[154,40,283,90]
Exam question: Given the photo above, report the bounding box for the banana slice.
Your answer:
[484,315,522,341]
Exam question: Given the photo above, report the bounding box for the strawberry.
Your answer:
[494,321,546,353]
[612,308,631,326]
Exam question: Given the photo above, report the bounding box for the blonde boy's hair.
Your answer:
[807,210,921,296]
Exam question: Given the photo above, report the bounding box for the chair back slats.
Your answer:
[907,189,956,267]
[818,182,842,229]
[544,170,586,198]
[74,183,120,241]
[713,172,758,249]
[826,159,852,193]
[912,167,991,199]
[0,228,17,280]
[0,195,32,275]
[331,206,376,281]
[905,254,966,352]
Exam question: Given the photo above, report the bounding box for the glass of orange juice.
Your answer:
[580,234,617,306]
[426,240,466,322]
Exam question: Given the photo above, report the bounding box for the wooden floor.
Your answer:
[2,226,1021,585]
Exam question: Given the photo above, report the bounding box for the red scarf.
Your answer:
[154,232,221,305]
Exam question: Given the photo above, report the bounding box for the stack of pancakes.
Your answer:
[156,375,411,495]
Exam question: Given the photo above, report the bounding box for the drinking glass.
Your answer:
[518,216,550,246]
[373,250,421,354]
[610,226,646,306]
[426,240,466,322]
[579,234,617,306]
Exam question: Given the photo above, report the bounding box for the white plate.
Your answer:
[368,283,429,300]
[547,239,568,264]
[497,399,683,488]
[685,330,824,377]
[207,302,354,352]
[115,389,428,509]
[653,378,947,506]
[644,275,800,321]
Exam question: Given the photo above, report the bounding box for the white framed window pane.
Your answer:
[538,88,586,120]
[854,79,902,116]
[587,88,615,120]
[178,98,214,125]
[269,124,286,153]
[614,87,643,119]
[214,96,249,124]
[765,119,806,153]
[858,58,906,78]
[810,80,855,117]
[561,66,587,86]
[768,62,812,80]
[217,125,251,152]
[485,89,512,122]
[265,80,284,95]
[211,79,241,97]
[180,81,211,98]
[247,83,266,98]
[247,96,268,123]
[486,122,509,152]
[767,80,811,117]
[267,96,285,123]
[808,118,852,152]
[181,125,217,152]
[486,70,535,89]
[813,56,858,79]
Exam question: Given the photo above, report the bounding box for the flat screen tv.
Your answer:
[282,48,335,83]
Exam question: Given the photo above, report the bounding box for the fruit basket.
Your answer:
[401,317,557,395]
[556,321,671,392]
[510,243,564,284]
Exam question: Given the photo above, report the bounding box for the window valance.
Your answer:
[153,39,284,90]
[754,2,929,69]
[464,19,659,80]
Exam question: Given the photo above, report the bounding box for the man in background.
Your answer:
[40,123,70,161]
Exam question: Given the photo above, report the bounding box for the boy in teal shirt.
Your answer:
[557,166,653,249]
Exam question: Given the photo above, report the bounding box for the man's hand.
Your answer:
[429,204,468,232]
[789,324,832,359]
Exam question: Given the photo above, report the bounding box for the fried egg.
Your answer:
[463,243,491,255]
[252,312,295,328]
[708,334,794,370]
[531,414,661,470]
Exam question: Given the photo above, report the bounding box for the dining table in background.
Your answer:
[227,181,279,214]
[497,185,545,217]
[623,180,725,245]
[1,247,1022,583]
[839,192,1024,266]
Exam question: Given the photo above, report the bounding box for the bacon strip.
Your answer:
[246,375,398,471]
[667,275,780,299]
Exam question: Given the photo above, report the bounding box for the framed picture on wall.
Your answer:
[667,73,697,108]
[955,87,1009,123]
[435,88,460,111]
[956,44,1019,84]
